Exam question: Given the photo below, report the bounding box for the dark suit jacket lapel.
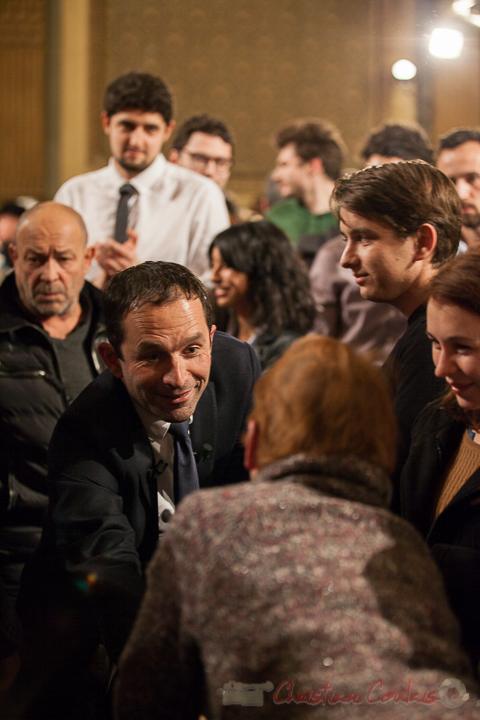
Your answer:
[132,423,156,508]
[133,427,159,562]
[191,381,217,487]
[115,381,159,560]
[112,375,156,509]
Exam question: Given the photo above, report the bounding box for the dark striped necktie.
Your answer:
[168,420,200,503]
[114,183,136,244]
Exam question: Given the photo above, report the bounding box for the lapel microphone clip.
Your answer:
[194,443,213,463]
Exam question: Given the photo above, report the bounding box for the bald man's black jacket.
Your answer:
[18,331,261,661]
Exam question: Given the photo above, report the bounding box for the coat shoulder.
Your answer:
[410,399,457,444]
[211,331,261,383]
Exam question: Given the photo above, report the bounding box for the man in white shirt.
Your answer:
[54,72,229,287]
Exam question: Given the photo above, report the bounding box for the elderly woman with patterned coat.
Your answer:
[115,336,477,720]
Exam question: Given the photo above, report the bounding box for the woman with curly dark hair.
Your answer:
[209,220,315,371]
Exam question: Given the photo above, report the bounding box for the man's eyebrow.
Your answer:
[136,333,206,354]
[339,223,376,237]
[23,249,49,258]
[181,332,206,345]
[24,247,75,256]
[136,341,163,354]
[349,227,377,235]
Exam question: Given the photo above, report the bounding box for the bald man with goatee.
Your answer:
[0,202,105,601]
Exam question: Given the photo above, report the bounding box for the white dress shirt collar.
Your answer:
[132,399,170,443]
[132,398,193,443]
[107,154,168,194]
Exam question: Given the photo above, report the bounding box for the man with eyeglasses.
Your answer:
[55,73,229,288]
[437,128,480,249]
[169,115,242,223]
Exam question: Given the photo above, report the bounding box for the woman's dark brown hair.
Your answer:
[429,247,480,315]
[209,221,315,337]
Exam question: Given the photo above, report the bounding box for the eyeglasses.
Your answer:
[182,151,232,174]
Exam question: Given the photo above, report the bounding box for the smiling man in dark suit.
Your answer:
[16,261,260,718]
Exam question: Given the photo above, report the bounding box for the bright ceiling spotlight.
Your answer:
[452,0,475,16]
[391,59,417,80]
[429,28,464,58]
[468,13,480,26]
[452,1,480,25]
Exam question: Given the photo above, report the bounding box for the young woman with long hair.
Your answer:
[209,220,315,370]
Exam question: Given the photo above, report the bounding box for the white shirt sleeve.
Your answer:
[184,181,230,284]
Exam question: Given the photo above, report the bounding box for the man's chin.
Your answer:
[151,405,194,424]
[277,187,295,198]
[358,286,387,304]
[145,394,200,423]
[462,212,480,229]
[32,296,75,318]
[117,157,150,174]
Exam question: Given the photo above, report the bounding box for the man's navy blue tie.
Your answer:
[168,420,200,503]
[114,183,136,244]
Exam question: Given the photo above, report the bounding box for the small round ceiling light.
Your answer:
[391,59,417,80]
[429,28,464,58]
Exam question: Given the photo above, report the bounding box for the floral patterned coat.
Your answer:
[116,454,478,719]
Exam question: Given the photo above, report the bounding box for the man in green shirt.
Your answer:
[266,120,345,265]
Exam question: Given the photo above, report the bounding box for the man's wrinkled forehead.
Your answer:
[16,226,86,260]
[15,204,88,249]
[121,295,211,336]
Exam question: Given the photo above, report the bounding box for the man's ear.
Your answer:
[101,111,111,136]
[413,223,438,261]
[8,243,17,266]
[163,120,175,144]
[309,157,324,176]
[168,148,179,164]
[209,324,216,347]
[244,418,260,473]
[98,342,123,379]
[83,245,95,275]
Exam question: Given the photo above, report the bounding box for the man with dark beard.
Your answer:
[0,202,104,600]
[437,128,480,249]
[55,73,229,288]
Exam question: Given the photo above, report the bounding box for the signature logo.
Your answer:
[218,678,471,708]
[218,681,274,707]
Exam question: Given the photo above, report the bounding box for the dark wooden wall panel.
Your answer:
[0,0,46,202]
[102,0,383,189]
